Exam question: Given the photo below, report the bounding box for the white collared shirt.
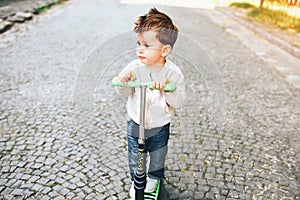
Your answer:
[116,59,185,129]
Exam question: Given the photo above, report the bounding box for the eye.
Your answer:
[144,44,150,48]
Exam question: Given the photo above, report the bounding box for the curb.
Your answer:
[0,0,68,34]
[217,7,300,60]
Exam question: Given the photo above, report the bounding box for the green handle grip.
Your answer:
[112,77,176,92]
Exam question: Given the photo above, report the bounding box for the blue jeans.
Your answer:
[127,119,170,181]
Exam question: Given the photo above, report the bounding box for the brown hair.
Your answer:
[134,8,178,48]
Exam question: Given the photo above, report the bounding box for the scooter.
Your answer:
[112,77,176,200]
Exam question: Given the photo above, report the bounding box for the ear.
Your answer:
[161,45,172,57]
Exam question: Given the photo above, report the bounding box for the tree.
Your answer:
[260,0,265,8]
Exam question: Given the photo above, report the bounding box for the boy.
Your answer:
[116,8,185,197]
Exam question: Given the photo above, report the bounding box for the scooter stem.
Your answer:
[139,84,147,145]
[134,84,147,200]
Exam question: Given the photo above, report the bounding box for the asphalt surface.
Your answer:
[0,0,299,199]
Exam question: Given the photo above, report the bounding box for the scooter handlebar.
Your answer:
[112,77,176,92]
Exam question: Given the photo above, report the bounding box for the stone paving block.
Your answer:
[76,191,86,199]
[65,192,76,199]
[0,186,4,194]
[52,184,63,193]
[86,193,96,199]
[32,183,44,191]
[7,172,16,179]
[1,187,13,196]
[60,165,69,172]
[45,174,56,181]
[20,182,34,189]
[69,177,80,184]
[198,185,210,193]
[1,166,10,173]
[41,186,52,195]
[204,172,216,179]
[12,179,23,188]
[16,161,27,168]
[36,156,46,163]
[37,177,50,185]
[5,178,17,187]
[0,178,7,186]
[227,190,240,199]
[64,182,76,190]
[75,181,85,188]
[65,168,76,176]
[53,195,66,200]
[2,194,14,200]
[117,192,127,200]
[64,174,73,181]
[76,171,87,180]
[25,155,36,163]
[60,187,71,196]
[208,179,225,188]
[220,188,229,196]
[55,177,65,185]
[32,170,43,176]
[95,185,106,193]
[107,188,117,196]
[40,195,51,200]
[83,186,93,194]
[11,188,24,196]
[9,166,17,173]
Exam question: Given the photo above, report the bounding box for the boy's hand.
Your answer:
[118,70,135,84]
[153,77,169,91]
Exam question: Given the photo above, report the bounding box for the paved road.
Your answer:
[0,0,299,199]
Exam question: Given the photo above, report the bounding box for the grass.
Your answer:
[35,0,65,14]
[211,0,260,7]
[230,1,300,33]
[248,7,300,32]
[230,2,254,9]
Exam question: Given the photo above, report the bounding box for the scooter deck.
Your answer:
[144,180,160,200]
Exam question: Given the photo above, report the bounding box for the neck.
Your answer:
[147,59,166,72]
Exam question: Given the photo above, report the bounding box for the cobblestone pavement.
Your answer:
[0,0,299,199]
[0,0,67,34]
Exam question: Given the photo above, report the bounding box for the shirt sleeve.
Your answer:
[115,86,134,97]
[114,60,138,97]
[164,70,185,108]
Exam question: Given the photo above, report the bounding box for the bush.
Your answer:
[230,2,255,9]
[247,7,261,17]
[246,6,300,33]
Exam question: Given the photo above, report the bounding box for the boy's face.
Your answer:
[136,31,166,66]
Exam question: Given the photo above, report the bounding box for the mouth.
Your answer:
[138,56,146,60]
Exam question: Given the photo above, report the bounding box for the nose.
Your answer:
[137,47,144,55]
[137,46,144,52]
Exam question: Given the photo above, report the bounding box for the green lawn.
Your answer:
[229,1,300,32]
